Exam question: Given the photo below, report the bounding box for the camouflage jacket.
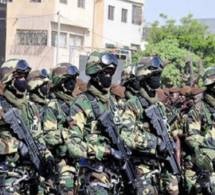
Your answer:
[185,99,215,151]
[43,98,69,159]
[120,94,160,155]
[0,95,52,168]
[65,91,119,161]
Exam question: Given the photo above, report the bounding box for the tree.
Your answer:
[132,14,215,87]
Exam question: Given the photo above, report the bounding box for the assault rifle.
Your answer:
[3,108,47,176]
[98,110,139,195]
[145,105,181,176]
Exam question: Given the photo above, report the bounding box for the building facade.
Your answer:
[2,0,144,71]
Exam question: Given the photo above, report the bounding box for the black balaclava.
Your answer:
[64,78,76,92]
[14,79,28,93]
[145,73,161,89]
[130,80,140,91]
[39,84,48,96]
[98,73,112,88]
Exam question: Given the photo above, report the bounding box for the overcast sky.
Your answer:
[143,0,215,25]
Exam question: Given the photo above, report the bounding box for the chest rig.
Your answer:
[84,91,121,126]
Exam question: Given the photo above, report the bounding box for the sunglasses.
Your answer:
[16,60,31,73]
[39,69,48,78]
[150,56,164,69]
[66,66,79,77]
[100,53,118,66]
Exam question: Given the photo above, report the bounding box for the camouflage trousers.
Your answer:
[0,168,44,195]
[136,164,179,195]
[80,170,121,195]
[184,169,215,195]
[55,159,78,195]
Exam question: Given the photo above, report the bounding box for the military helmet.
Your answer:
[1,59,31,84]
[27,69,49,91]
[121,65,136,86]
[52,63,79,88]
[85,51,118,76]
[203,66,215,86]
[136,56,164,81]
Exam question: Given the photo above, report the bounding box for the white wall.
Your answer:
[103,0,143,48]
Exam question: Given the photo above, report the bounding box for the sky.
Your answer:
[143,0,215,25]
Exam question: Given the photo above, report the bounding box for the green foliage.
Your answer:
[133,14,215,87]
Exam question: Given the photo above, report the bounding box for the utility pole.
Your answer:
[56,11,60,66]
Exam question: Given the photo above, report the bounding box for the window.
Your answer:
[121,9,127,23]
[52,31,67,47]
[108,6,114,21]
[131,43,140,50]
[16,30,47,46]
[30,0,41,2]
[60,0,67,4]
[78,0,85,8]
[0,0,12,3]
[132,5,142,25]
[69,34,84,47]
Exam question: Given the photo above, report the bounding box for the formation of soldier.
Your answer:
[0,52,213,195]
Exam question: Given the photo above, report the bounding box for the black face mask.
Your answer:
[40,85,48,96]
[14,79,27,93]
[145,74,161,89]
[64,79,76,92]
[98,74,112,88]
[130,81,139,91]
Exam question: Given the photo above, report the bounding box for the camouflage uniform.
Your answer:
[185,66,215,194]
[121,64,139,102]
[65,52,123,195]
[121,57,179,195]
[0,59,54,195]
[43,64,79,195]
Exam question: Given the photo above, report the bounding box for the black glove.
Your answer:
[156,138,166,153]
[18,141,29,158]
[110,148,123,160]
[45,157,55,180]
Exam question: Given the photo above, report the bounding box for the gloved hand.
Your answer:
[45,157,55,180]
[156,138,166,153]
[110,148,123,160]
[18,141,29,158]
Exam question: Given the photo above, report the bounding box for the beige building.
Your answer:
[3,0,144,71]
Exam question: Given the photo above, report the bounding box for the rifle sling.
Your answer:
[84,91,116,119]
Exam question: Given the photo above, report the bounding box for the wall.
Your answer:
[103,0,143,48]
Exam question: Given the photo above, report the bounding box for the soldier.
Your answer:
[120,64,139,101]
[43,63,79,195]
[27,69,50,117]
[64,51,124,194]
[189,87,204,106]
[0,59,54,195]
[121,56,179,195]
[185,66,215,194]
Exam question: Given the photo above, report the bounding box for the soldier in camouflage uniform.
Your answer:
[42,63,79,195]
[27,69,50,118]
[121,64,139,101]
[121,56,179,195]
[185,66,215,194]
[64,51,123,195]
[0,59,54,195]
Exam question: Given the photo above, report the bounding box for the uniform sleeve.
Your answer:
[43,101,64,148]
[121,100,157,155]
[64,95,107,161]
[185,103,215,150]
